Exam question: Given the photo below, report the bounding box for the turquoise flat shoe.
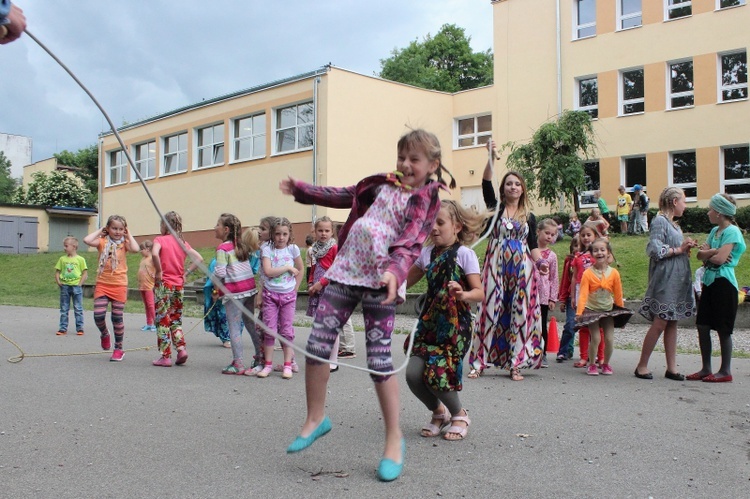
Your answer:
[377,438,405,482]
[286,416,332,453]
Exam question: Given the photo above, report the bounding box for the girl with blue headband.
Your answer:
[687,193,746,383]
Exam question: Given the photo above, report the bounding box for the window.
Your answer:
[107,150,127,186]
[618,0,642,29]
[455,114,492,148]
[718,0,746,9]
[162,132,187,175]
[668,60,694,109]
[196,123,225,169]
[722,145,750,197]
[624,156,647,189]
[232,113,266,161]
[133,141,155,181]
[575,0,596,39]
[620,68,645,115]
[579,160,600,207]
[576,76,598,119]
[665,0,691,19]
[275,102,314,153]
[719,51,748,102]
[670,151,697,199]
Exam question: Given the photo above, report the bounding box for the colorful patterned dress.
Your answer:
[406,243,473,392]
[469,214,543,372]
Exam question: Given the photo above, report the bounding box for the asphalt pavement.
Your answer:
[1,305,749,498]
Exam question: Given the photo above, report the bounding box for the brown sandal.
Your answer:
[510,368,524,381]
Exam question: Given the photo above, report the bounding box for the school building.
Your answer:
[98,0,749,244]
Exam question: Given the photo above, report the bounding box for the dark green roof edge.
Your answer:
[100,66,330,137]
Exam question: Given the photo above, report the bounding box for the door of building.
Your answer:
[0,215,39,254]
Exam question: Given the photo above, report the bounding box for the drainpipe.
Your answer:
[312,76,320,226]
[97,137,103,227]
[556,0,565,212]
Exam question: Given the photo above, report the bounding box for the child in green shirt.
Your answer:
[55,236,88,335]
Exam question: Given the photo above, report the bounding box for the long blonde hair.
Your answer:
[436,200,487,246]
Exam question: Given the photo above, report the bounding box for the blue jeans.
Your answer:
[59,285,84,332]
[559,297,576,358]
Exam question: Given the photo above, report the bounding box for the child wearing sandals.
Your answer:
[575,238,632,375]
[571,223,605,369]
[405,200,483,442]
[214,214,262,375]
[687,193,746,383]
[536,218,560,367]
[281,128,453,482]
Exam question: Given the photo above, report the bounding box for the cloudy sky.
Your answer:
[0,0,494,177]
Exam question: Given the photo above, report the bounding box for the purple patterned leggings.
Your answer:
[307,282,395,382]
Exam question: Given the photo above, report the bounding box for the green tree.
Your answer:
[502,110,597,212]
[15,171,90,208]
[54,144,99,206]
[379,24,493,92]
[0,151,19,203]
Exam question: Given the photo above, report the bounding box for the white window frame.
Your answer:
[161,131,188,176]
[617,0,642,30]
[664,0,692,20]
[131,140,156,182]
[195,123,225,170]
[721,144,750,199]
[231,112,266,162]
[669,150,698,201]
[667,59,694,110]
[575,75,598,119]
[717,0,746,10]
[272,101,314,155]
[622,155,648,193]
[107,150,127,187]
[454,114,492,149]
[718,50,748,103]
[619,67,645,116]
[573,0,596,40]
[579,160,600,209]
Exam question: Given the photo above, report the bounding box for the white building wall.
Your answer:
[0,133,33,179]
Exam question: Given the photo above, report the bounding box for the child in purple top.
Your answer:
[280,129,454,482]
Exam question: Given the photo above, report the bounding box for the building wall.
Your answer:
[0,133,32,179]
[0,204,97,252]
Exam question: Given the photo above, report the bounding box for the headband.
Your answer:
[709,193,736,217]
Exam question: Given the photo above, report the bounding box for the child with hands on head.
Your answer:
[536,218,560,367]
[83,215,140,361]
[214,213,261,375]
[575,238,632,375]
[151,211,204,367]
[280,128,454,482]
[405,200,484,442]
[256,217,304,379]
[687,193,746,383]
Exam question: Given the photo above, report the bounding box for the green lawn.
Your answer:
[1,232,747,313]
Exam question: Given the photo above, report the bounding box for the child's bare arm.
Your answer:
[448,274,484,303]
[83,227,104,247]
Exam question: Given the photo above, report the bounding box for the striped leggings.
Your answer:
[307,282,395,382]
[93,295,125,350]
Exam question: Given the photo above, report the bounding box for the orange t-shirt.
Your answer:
[94,237,129,302]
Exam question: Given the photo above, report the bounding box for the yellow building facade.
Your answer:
[99,1,748,244]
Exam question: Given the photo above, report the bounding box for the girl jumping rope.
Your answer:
[83,215,140,362]
[536,218,560,367]
[280,128,453,482]
[687,193,746,383]
[214,213,261,375]
[405,200,483,442]
[151,211,204,367]
[575,238,632,375]
[256,217,303,379]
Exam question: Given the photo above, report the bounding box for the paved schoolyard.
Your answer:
[1,305,748,498]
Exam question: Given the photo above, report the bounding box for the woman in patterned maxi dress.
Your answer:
[469,162,545,381]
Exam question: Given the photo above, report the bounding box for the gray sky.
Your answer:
[0,0,493,177]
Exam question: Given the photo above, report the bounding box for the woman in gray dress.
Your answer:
[635,187,697,380]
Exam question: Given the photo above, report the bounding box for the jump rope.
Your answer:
[3,30,501,369]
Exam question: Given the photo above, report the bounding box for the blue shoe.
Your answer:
[377,438,405,482]
[141,325,151,331]
[149,325,157,332]
[286,416,332,453]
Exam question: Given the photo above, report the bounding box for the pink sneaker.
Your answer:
[282,365,293,379]
[110,349,124,362]
[100,334,111,351]
[256,364,274,378]
[175,348,188,366]
[153,356,172,367]
[600,364,614,375]
[291,360,299,373]
[586,364,599,376]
